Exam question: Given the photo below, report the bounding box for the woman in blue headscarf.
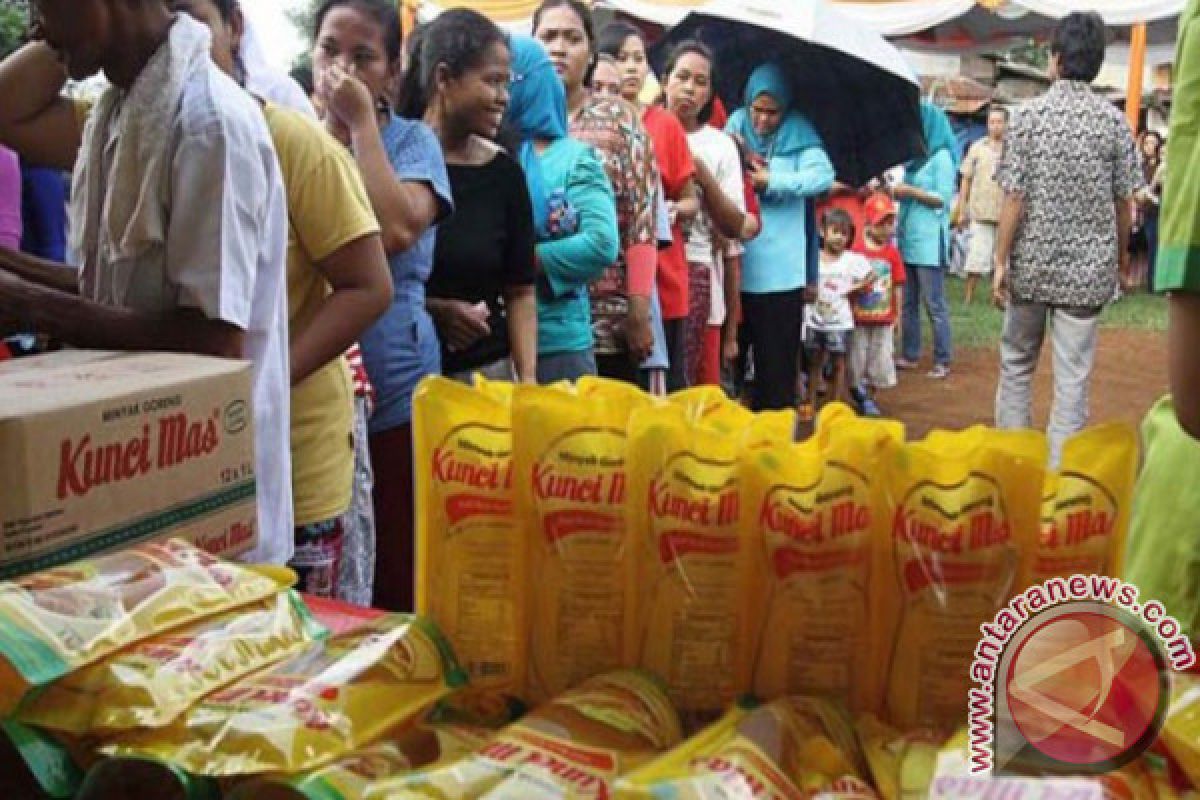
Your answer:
[726,62,835,411]
[505,35,619,383]
[895,101,959,379]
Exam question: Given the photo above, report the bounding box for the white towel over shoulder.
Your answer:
[70,14,212,285]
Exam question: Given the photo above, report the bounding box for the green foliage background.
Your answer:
[0,0,29,59]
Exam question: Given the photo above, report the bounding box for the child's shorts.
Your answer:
[805,328,850,356]
[849,325,897,389]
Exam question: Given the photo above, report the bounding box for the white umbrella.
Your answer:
[650,0,924,185]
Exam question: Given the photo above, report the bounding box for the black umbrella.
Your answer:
[649,0,925,186]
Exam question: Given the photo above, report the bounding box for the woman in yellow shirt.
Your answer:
[171,0,393,597]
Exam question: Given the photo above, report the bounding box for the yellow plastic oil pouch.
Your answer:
[104,614,465,776]
[744,416,900,712]
[918,426,1048,465]
[812,402,905,450]
[929,728,1159,800]
[669,388,797,445]
[375,669,682,798]
[616,697,878,799]
[1161,673,1200,792]
[514,379,653,703]
[628,403,758,727]
[227,723,490,800]
[880,439,1043,730]
[857,714,947,800]
[17,590,325,735]
[1034,423,1138,583]
[0,538,291,715]
[413,375,525,696]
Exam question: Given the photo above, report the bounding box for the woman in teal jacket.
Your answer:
[726,63,834,410]
[505,35,619,383]
[896,101,958,378]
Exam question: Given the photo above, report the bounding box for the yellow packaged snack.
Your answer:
[413,375,524,696]
[880,440,1043,730]
[228,723,490,800]
[104,614,465,776]
[375,669,682,798]
[744,417,900,711]
[628,403,758,726]
[1034,423,1138,583]
[17,590,325,735]
[514,380,653,703]
[0,538,291,714]
[616,697,878,799]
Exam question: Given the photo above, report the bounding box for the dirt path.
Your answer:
[874,328,1167,439]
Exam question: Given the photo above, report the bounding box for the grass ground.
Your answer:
[926,276,1167,350]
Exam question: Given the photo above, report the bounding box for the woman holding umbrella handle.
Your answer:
[725,62,835,411]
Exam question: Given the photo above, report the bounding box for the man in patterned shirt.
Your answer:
[992,11,1143,465]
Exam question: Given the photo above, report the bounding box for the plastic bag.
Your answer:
[376,669,682,798]
[413,375,524,696]
[1034,423,1138,583]
[515,378,654,703]
[17,590,326,734]
[628,402,759,727]
[0,538,291,714]
[616,697,878,799]
[744,413,901,711]
[880,437,1043,730]
[104,614,465,776]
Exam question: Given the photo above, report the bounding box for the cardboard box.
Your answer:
[0,351,258,578]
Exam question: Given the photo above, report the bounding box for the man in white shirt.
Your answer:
[0,2,293,564]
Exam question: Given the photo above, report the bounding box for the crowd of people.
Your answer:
[0,0,1161,613]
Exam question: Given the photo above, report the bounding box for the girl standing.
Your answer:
[663,40,752,386]
[532,0,658,385]
[895,101,957,379]
[504,35,619,384]
[400,10,538,384]
[313,0,454,610]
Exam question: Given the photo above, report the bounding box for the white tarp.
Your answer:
[1014,0,1183,25]
[831,0,979,36]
